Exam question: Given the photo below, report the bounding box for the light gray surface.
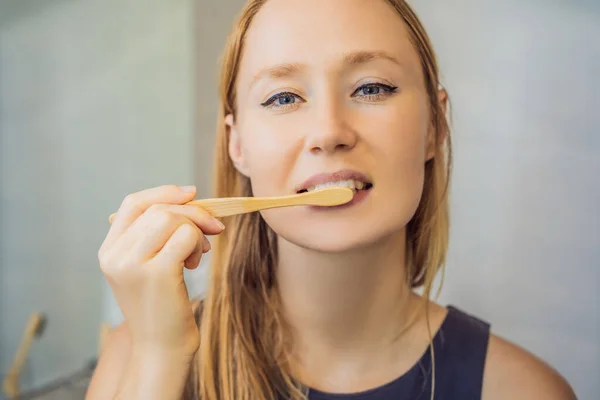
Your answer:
[411,1,599,399]
[0,0,195,393]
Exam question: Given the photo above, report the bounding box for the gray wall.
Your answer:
[0,0,196,393]
[411,1,599,399]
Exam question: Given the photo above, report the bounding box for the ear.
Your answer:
[225,114,250,177]
[425,86,449,161]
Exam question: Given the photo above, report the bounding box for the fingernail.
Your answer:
[180,185,196,193]
[214,219,225,230]
[202,236,211,253]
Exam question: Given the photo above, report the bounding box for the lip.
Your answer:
[294,169,373,193]
[309,187,371,211]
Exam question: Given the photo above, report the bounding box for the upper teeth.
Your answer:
[307,179,366,192]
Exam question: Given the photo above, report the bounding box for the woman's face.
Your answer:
[227,0,440,253]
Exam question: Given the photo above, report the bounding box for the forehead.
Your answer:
[238,0,421,80]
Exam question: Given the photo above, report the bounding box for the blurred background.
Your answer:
[0,0,598,399]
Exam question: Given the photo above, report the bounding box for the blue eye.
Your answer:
[353,83,398,99]
[261,92,303,108]
[276,94,296,105]
[360,86,382,95]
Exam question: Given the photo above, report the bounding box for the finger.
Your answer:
[101,185,197,251]
[155,223,204,271]
[183,234,210,270]
[120,204,222,260]
[153,204,224,236]
[175,225,210,270]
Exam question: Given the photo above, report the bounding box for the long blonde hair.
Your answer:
[186,1,452,399]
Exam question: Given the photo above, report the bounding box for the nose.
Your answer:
[305,99,358,154]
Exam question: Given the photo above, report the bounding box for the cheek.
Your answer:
[368,95,429,173]
[379,92,429,154]
[369,96,430,216]
[239,115,303,196]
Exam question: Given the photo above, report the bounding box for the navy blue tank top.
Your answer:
[307,306,490,400]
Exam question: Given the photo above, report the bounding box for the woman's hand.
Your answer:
[98,185,225,358]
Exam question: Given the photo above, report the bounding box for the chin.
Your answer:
[279,232,379,254]
[259,184,420,254]
[263,208,401,254]
[296,235,378,254]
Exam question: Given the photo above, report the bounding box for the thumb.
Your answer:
[179,185,197,198]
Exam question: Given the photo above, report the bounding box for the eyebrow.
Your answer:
[249,50,402,89]
[250,63,305,89]
[342,50,403,67]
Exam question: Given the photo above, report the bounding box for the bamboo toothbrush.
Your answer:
[108,186,354,223]
[3,312,47,399]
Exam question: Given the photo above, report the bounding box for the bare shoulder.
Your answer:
[482,334,577,400]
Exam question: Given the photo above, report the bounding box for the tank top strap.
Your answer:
[433,305,491,399]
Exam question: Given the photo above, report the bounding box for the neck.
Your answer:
[276,231,420,363]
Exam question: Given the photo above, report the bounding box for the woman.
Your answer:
[87,0,576,399]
